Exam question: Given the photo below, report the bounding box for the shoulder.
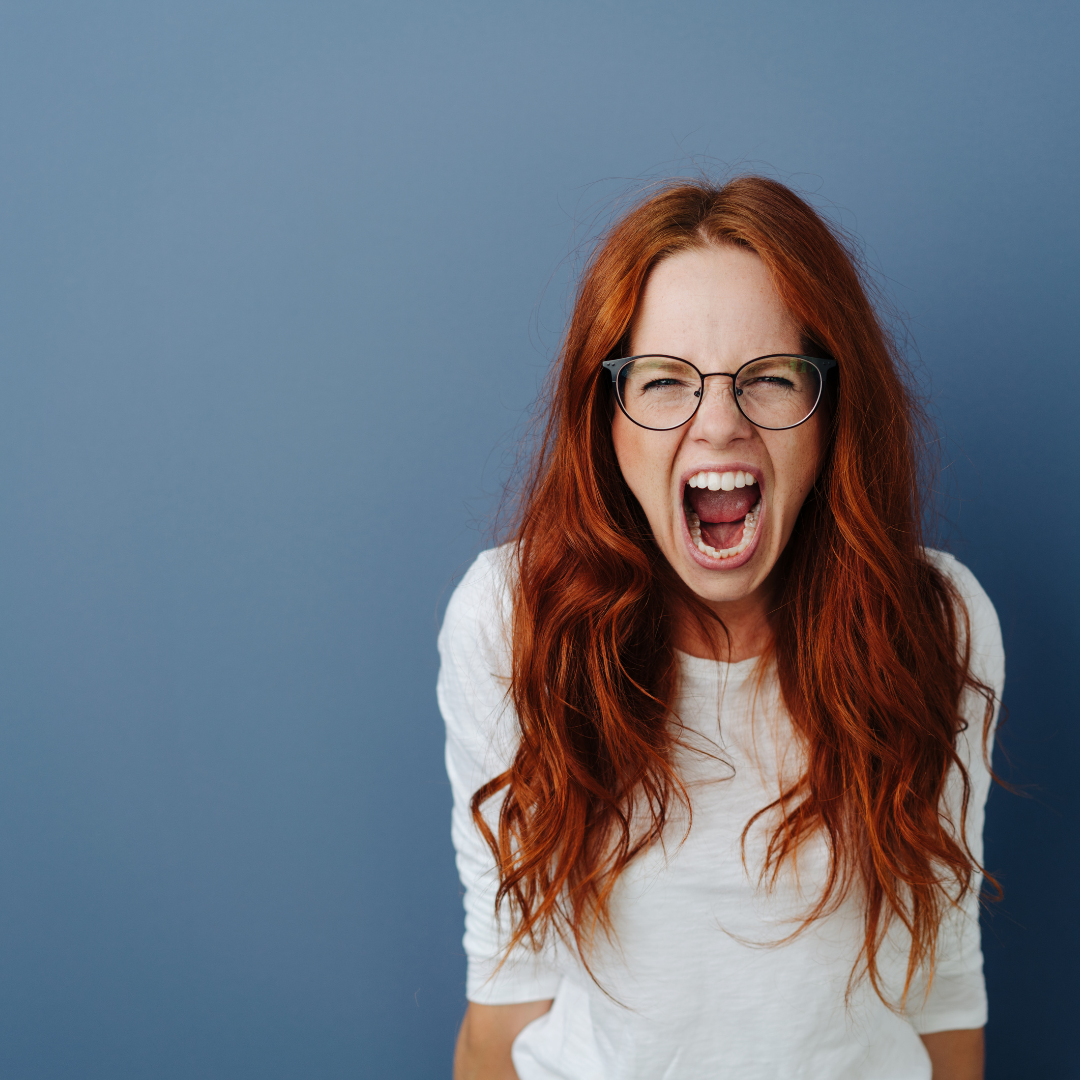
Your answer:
[438,544,518,697]
[437,544,520,770]
[439,545,516,654]
[922,548,1004,694]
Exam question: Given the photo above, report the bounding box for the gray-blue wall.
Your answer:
[0,2,1075,1076]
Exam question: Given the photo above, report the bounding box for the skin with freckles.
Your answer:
[612,242,826,661]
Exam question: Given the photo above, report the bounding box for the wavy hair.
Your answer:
[471,176,997,1004]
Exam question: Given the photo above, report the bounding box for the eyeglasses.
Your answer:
[602,354,837,432]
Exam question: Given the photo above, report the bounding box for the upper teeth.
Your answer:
[687,470,756,491]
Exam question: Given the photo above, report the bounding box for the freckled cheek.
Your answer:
[764,422,825,531]
[772,467,818,536]
[637,472,679,534]
[611,423,682,535]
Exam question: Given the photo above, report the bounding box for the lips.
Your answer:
[681,467,763,564]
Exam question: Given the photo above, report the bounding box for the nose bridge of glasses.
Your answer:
[698,371,739,408]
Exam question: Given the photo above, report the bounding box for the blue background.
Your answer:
[0,2,1076,1076]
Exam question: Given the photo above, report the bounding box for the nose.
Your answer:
[687,374,753,444]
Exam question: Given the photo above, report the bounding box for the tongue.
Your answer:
[687,487,758,551]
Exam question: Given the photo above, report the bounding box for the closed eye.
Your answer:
[642,378,693,391]
[741,375,796,390]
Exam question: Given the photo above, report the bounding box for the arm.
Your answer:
[454,1000,554,1080]
[908,556,1002,1073]
[439,552,562,1070]
[920,1028,984,1080]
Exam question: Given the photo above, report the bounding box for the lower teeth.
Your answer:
[687,501,760,560]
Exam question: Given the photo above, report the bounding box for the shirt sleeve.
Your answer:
[437,547,562,1005]
[905,551,1005,1034]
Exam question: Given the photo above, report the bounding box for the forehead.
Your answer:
[631,243,799,355]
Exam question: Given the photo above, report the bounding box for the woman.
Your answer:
[438,177,1002,1080]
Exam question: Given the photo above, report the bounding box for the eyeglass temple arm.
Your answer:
[601,358,623,384]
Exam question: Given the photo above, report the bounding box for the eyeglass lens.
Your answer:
[616,356,824,431]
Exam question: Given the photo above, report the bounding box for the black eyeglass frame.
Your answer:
[601,353,838,432]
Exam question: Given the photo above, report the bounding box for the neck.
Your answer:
[672,584,774,663]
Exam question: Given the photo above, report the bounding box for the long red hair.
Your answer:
[472,176,996,1003]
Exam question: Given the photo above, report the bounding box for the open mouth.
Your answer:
[684,470,761,561]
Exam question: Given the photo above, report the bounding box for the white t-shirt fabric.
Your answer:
[438,545,1003,1080]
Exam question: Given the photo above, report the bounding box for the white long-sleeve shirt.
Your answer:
[438,546,1003,1080]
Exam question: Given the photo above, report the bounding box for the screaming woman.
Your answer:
[438,177,1002,1080]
